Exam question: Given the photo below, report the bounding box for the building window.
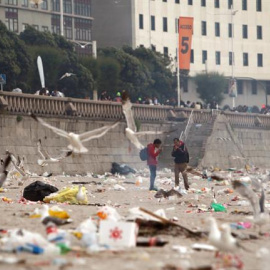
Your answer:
[175,18,179,33]
[256,0,262,11]
[33,24,39,30]
[22,23,28,31]
[216,51,221,65]
[228,23,232,38]
[64,16,72,39]
[151,44,156,51]
[163,0,167,2]
[252,81,257,95]
[5,8,18,32]
[190,49,194,63]
[215,0,220,8]
[237,81,243,95]
[75,18,91,41]
[163,47,168,56]
[229,52,233,65]
[41,0,47,10]
[201,21,207,36]
[257,54,263,67]
[5,0,17,5]
[163,17,168,32]
[151,16,155,31]
[257,26,262,40]
[175,0,180,4]
[52,0,60,12]
[243,53,248,66]
[183,78,188,93]
[51,14,60,35]
[202,50,207,64]
[201,0,206,7]
[188,0,192,5]
[21,0,28,7]
[64,0,72,13]
[139,14,143,29]
[42,26,49,32]
[215,22,220,37]
[74,0,91,16]
[266,82,270,95]
[242,0,247,10]
[242,25,248,39]
[228,0,233,9]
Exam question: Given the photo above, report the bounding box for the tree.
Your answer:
[193,72,227,105]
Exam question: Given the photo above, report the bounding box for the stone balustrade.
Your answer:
[1,91,270,128]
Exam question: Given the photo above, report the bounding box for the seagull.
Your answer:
[73,41,92,49]
[0,154,12,188]
[121,92,175,150]
[37,139,72,167]
[59,73,76,80]
[154,188,182,199]
[205,216,222,251]
[232,180,269,233]
[30,113,120,154]
[76,184,86,202]
[219,223,240,253]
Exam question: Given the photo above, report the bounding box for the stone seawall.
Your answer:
[0,114,174,175]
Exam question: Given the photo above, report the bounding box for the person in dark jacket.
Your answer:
[172,138,189,190]
[147,139,162,191]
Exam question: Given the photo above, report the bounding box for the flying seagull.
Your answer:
[30,113,120,154]
[121,92,175,150]
[0,154,12,188]
[37,139,72,167]
[232,180,269,232]
[59,73,76,80]
[73,41,92,49]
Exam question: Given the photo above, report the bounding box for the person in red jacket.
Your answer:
[147,139,162,191]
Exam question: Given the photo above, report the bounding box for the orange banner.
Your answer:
[178,17,194,70]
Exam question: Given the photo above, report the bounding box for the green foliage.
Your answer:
[16,115,23,122]
[193,72,227,104]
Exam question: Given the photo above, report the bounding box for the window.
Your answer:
[5,0,17,5]
[21,0,28,7]
[237,81,243,95]
[41,0,47,10]
[215,0,219,8]
[151,44,156,51]
[183,78,188,93]
[151,16,155,31]
[64,0,72,13]
[163,47,168,56]
[242,25,248,39]
[266,82,270,95]
[201,0,206,7]
[175,0,180,3]
[22,23,28,31]
[252,81,257,95]
[42,26,49,32]
[229,52,233,65]
[74,18,91,41]
[256,0,262,11]
[202,50,207,64]
[242,0,247,10]
[190,49,194,63]
[257,26,262,39]
[188,0,192,5]
[215,22,220,37]
[52,0,60,11]
[175,18,179,33]
[163,0,167,2]
[216,51,221,65]
[51,14,60,35]
[228,0,233,9]
[243,53,249,66]
[201,21,207,36]
[228,23,232,37]
[74,0,91,16]
[257,54,263,67]
[64,16,72,39]
[5,8,18,32]
[139,14,143,29]
[163,17,168,32]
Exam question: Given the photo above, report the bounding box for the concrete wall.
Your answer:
[0,114,173,175]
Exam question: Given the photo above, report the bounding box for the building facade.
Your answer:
[92,0,270,108]
[0,0,93,54]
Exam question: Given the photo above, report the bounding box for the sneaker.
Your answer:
[179,189,187,195]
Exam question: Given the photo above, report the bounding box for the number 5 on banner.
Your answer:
[181,37,189,54]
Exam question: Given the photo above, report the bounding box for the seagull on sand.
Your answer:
[0,154,12,187]
[205,216,222,251]
[59,73,76,80]
[37,139,72,167]
[121,92,175,150]
[30,113,120,154]
[232,180,269,233]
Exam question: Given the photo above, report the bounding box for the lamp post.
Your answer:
[60,0,64,36]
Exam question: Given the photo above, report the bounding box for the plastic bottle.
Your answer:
[16,243,44,254]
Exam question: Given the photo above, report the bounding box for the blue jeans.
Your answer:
[149,165,157,190]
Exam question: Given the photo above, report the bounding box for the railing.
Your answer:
[180,110,194,142]
[1,91,270,128]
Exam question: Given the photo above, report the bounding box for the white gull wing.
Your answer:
[0,154,12,187]
[79,121,120,142]
[122,98,137,132]
[37,56,45,88]
[232,180,260,218]
[125,128,144,150]
[31,113,69,139]
[37,139,50,160]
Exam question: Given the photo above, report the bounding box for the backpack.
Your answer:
[139,147,148,161]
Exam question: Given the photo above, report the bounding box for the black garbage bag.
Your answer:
[111,162,136,175]
[23,181,58,202]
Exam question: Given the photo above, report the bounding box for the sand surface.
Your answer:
[0,168,269,270]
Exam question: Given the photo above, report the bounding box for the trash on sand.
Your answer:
[230,222,252,230]
[191,243,217,251]
[111,162,136,175]
[97,206,122,222]
[23,181,58,202]
[43,185,88,205]
[211,203,227,212]
[113,184,126,191]
[99,220,138,248]
[136,237,168,247]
